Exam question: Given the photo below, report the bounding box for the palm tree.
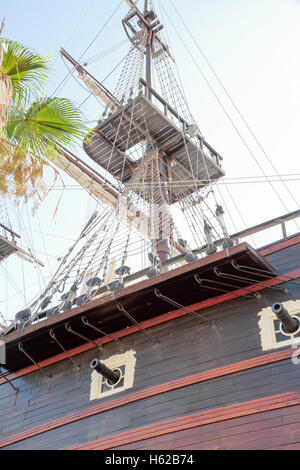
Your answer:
[0,37,87,199]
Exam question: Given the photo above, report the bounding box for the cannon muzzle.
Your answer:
[272,303,299,334]
[90,359,120,385]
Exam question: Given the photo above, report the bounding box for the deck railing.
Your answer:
[139,78,223,167]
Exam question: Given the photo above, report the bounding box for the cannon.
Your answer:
[90,359,120,385]
[272,303,300,334]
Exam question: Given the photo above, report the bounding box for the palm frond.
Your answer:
[5,97,88,159]
[0,39,49,102]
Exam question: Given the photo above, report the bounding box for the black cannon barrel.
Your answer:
[272,303,300,334]
[90,359,120,385]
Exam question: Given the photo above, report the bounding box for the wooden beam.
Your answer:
[60,48,119,107]
[0,223,20,239]
[71,391,300,450]
[0,350,296,448]
[259,234,300,256]
[0,235,44,266]
[1,267,299,385]
[54,148,152,239]
[229,210,300,241]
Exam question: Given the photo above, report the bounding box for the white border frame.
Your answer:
[258,300,300,351]
[90,349,136,401]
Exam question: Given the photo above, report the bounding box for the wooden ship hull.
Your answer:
[0,220,300,450]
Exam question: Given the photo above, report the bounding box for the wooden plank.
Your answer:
[2,242,275,344]
[0,349,296,448]
[84,93,224,197]
[1,266,299,383]
[120,404,300,450]
[116,416,284,450]
[70,392,300,450]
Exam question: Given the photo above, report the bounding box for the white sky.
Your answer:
[1,0,299,322]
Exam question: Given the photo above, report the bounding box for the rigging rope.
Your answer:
[51,0,124,98]
[170,0,300,214]
[160,0,299,231]
[5,0,300,328]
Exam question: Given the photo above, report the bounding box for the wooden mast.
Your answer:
[143,0,170,263]
[58,50,185,253]
[144,0,152,100]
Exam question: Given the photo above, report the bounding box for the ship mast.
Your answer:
[45,0,229,310]
[5,0,237,329]
[144,0,152,99]
[61,0,175,263]
[60,0,228,274]
[143,0,170,262]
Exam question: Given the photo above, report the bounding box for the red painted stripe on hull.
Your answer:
[258,235,300,256]
[1,268,299,386]
[71,392,300,450]
[0,347,294,449]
